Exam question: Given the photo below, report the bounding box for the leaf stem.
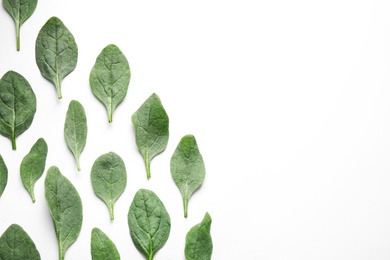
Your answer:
[76,156,81,172]
[31,191,36,203]
[183,197,188,218]
[55,77,62,99]
[16,22,20,51]
[11,133,16,150]
[145,159,151,179]
[110,204,114,220]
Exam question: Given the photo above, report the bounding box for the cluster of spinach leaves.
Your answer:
[0,5,213,260]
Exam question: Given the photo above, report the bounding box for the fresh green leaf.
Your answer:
[89,44,131,123]
[91,152,127,220]
[171,134,205,218]
[20,138,48,202]
[0,155,8,198]
[0,70,37,150]
[131,93,169,179]
[128,189,171,260]
[91,228,120,260]
[2,0,38,51]
[0,224,41,260]
[185,212,213,260]
[35,16,78,99]
[45,166,83,260]
[64,100,87,171]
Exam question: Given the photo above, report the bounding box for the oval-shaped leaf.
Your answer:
[91,228,120,260]
[89,44,131,123]
[0,224,41,260]
[35,16,78,99]
[3,0,38,51]
[185,212,213,260]
[0,70,37,150]
[131,93,169,179]
[0,155,8,198]
[128,189,171,260]
[171,134,205,218]
[45,166,83,260]
[64,100,87,171]
[91,152,127,220]
[20,138,48,202]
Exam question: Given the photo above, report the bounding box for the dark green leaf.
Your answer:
[20,138,48,202]
[45,166,83,260]
[128,189,171,260]
[3,0,38,51]
[91,228,120,260]
[64,100,87,171]
[0,70,37,150]
[171,135,205,218]
[91,152,127,220]
[0,155,8,198]
[185,212,213,260]
[0,224,41,260]
[89,44,131,123]
[35,16,78,99]
[131,93,169,179]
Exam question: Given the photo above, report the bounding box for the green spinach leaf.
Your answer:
[0,70,37,150]
[0,155,8,198]
[128,189,171,260]
[131,93,169,179]
[91,228,120,260]
[64,100,87,171]
[89,44,131,123]
[0,224,41,260]
[45,166,83,260]
[171,134,205,218]
[35,16,78,99]
[91,152,127,220]
[2,0,38,51]
[20,138,48,202]
[185,212,213,260]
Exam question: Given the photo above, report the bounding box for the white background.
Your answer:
[1,0,390,259]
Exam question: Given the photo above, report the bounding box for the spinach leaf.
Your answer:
[89,44,131,123]
[45,166,83,260]
[185,212,213,260]
[91,228,120,260]
[91,152,127,220]
[64,100,87,171]
[0,224,41,260]
[131,93,169,179]
[20,138,48,202]
[0,155,8,198]
[3,0,38,51]
[171,134,205,218]
[128,189,171,260]
[0,70,37,150]
[35,16,78,99]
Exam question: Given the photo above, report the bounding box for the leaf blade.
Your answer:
[3,0,38,51]
[171,134,205,217]
[35,16,78,99]
[44,166,83,260]
[0,224,41,260]
[0,155,8,198]
[64,100,87,171]
[0,70,37,150]
[89,44,131,122]
[91,152,127,220]
[91,228,120,260]
[20,138,48,202]
[128,189,171,260]
[131,93,169,179]
[185,212,213,260]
